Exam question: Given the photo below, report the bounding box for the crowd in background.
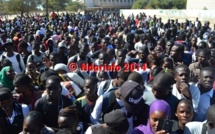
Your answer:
[0,11,215,134]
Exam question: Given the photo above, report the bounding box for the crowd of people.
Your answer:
[0,10,215,134]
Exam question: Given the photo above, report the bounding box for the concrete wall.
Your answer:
[120,9,215,25]
[187,0,215,10]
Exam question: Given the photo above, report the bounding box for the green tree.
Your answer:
[4,0,41,16]
[66,1,86,12]
[43,0,70,11]
[132,0,148,9]
[148,0,186,9]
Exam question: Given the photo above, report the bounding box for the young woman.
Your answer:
[132,100,171,134]
[0,66,15,91]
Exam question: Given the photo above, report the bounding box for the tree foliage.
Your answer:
[132,0,187,9]
[4,0,41,16]
[42,0,70,11]
[65,1,86,12]
[132,0,148,9]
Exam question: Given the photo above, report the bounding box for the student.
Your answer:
[194,67,215,121]
[90,80,146,134]
[35,75,73,131]
[172,65,200,112]
[58,106,82,134]
[172,99,194,134]
[0,66,15,91]
[0,87,29,134]
[75,76,98,131]
[21,111,55,134]
[132,100,171,134]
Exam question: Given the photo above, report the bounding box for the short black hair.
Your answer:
[196,48,210,57]
[118,69,130,82]
[18,41,28,48]
[46,75,61,84]
[206,104,215,123]
[85,76,98,84]
[13,73,32,86]
[200,67,215,76]
[174,64,190,75]
[40,69,58,82]
[0,87,12,101]
[25,111,44,127]
[153,72,174,88]
[128,71,143,84]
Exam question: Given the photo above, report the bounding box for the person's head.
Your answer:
[161,57,174,70]
[101,38,108,52]
[116,49,126,66]
[83,76,98,102]
[58,41,67,54]
[149,100,171,133]
[49,52,61,68]
[26,61,37,75]
[120,80,145,114]
[104,109,129,134]
[90,42,98,53]
[206,105,215,131]
[13,74,33,94]
[114,38,122,49]
[170,44,184,60]
[152,72,173,99]
[98,52,109,65]
[191,37,197,46]
[146,54,159,69]
[0,66,15,80]
[42,54,51,68]
[138,46,149,62]
[198,41,207,49]
[22,111,44,134]
[32,42,40,54]
[128,71,144,89]
[58,106,79,132]
[199,67,215,91]
[18,41,28,53]
[79,42,89,60]
[1,59,12,68]
[175,99,193,128]
[209,48,215,66]
[165,40,174,54]
[45,75,61,101]
[174,64,190,84]
[4,42,13,53]
[0,87,13,116]
[150,66,163,82]
[196,49,210,65]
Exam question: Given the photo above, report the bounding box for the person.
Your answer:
[0,108,9,134]
[172,99,194,134]
[143,72,179,119]
[0,42,25,73]
[18,41,31,65]
[49,52,61,69]
[0,66,15,91]
[132,100,171,134]
[86,109,129,134]
[25,61,40,88]
[184,104,215,134]
[194,67,215,121]
[172,64,200,112]
[0,87,29,134]
[13,74,40,110]
[20,111,55,134]
[58,106,82,134]
[57,41,68,65]
[160,57,174,70]
[75,76,98,131]
[35,75,73,131]
[91,80,147,134]
[189,49,210,83]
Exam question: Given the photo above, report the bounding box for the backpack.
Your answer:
[2,54,23,72]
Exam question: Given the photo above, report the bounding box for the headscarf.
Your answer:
[0,66,14,91]
[132,100,171,134]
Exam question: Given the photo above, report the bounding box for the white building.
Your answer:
[187,0,215,10]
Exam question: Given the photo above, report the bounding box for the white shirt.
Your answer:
[195,87,214,121]
[90,95,134,134]
[184,121,206,134]
[134,41,144,51]
[97,80,114,96]
[8,104,29,124]
[172,84,200,112]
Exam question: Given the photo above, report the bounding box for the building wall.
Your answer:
[187,0,215,10]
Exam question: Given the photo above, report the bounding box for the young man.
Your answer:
[75,76,99,131]
[35,75,73,131]
[172,65,200,112]
[194,67,215,121]
[189,49,210,84]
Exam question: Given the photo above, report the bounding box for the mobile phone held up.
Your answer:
[157,119,174,133]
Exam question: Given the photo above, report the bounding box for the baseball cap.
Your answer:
[120,80,144,114]
[58,42,66,48]
[104,109,129,131]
